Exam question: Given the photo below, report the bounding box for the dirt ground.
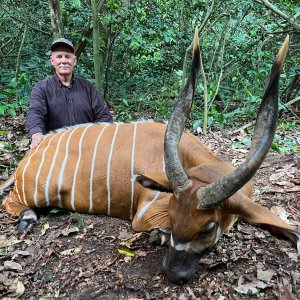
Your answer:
[0,115,299,299]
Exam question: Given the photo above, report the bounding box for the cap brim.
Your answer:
[51,42,74,53]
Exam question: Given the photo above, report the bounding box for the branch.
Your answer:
[0,38,13,52]
[208,14,231,112]
[97,0,105,12]
[0,4,51,36]
[76,0,105,59]
[254,0,300,33]
[200,46,209,135]
[199,0,215,32]
[180,0,215,91]
[201,12,230,41]
[208,13,230,72]
[15,24,28,79]
[281,72,300,103]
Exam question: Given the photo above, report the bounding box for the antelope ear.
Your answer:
[135,172,173,193]
[224,193,300,252]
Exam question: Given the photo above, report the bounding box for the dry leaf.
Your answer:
[61,248,81,256]
[235,278,267,295]
[136,250,147,257]
[124,256,133,263]
[276,181,295,187]
[2,278,26,298]
[257,268,276,283]
[12,279,25,297]
[41,223,50,236]
[74,246,82,254]
[269,173,284,181]
[118,248,136,257]
[4,260,23,271]
[278,277,297,300]
[291,271,300,285]
[61,226,79,236]
[287,252,298,263]
[0,236,23,248]
[61,249,72,256]
[285,186,300,192]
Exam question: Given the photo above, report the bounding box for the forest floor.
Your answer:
[0,114,299,300]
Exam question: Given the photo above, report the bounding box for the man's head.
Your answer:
[50,38,77,78]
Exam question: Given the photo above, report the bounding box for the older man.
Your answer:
[26,38,112,149]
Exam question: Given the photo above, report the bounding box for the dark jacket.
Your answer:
[26,75,113,137]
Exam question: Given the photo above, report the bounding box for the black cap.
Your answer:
[51,38,74,53]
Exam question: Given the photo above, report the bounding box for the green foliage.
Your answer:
[274,121,300,153]
[229,121,300,154]
[0,74,30,117]
[0,0,299,153]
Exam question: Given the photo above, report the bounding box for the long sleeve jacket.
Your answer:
[26,75,113,137]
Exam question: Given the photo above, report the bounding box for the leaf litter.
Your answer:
[0,117,299,299]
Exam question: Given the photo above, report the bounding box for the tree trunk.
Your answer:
[91,0,103,93]
[48,0,63,39]
[15,24,28,80]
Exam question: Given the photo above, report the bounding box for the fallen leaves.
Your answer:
[234,276,267,295]
[0,277,25,299]
[277,277,298,300]
[0,121,299,299]
[234,268,276,295]
[257,268,276,282]
[40,222,50,236]
[60,246,82,256]
[265,163,300,193]
[118,248,136,257]
[0,236,23,248]
[61,226,79,236]
[3,261,22,273]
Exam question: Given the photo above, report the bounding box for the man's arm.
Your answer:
[26,83,47,148]
[90,85,113,123]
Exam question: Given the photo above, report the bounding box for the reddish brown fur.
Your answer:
[2,122,223,233]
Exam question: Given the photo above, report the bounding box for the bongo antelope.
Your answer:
[1,28,298,284]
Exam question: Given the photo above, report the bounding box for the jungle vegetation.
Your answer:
[0,0,299,150]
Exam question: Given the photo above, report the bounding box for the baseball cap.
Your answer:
[51,38,74,53]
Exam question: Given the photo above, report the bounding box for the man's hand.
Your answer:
[30,133,44,149]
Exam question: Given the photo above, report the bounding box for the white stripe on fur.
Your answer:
[34,134,57,207]
[89,124,108,213]
[57,128,78,207]
[45,129,70,206]
[130,123,137,220]
[107,124,119,216]
[71,125,92,211]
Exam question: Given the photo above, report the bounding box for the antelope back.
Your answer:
[14,122,168,220]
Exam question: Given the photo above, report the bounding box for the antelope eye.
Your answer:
[203,222,216,234]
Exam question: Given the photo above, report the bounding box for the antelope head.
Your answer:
[137,28,290,284]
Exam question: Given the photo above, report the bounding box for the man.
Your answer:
[26,38,113,149]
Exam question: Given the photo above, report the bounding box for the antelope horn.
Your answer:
[164,27,200,198]
[197,36,289,209]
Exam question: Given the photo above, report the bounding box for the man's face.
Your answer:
[50,46,77,77]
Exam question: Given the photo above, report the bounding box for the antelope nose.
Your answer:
[162,247,199,285]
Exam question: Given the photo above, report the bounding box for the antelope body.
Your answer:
[4,122,218,230]
[1,29,299,284]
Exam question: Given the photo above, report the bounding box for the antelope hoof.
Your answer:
[149,228,171,246]
[18,210,37,238]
